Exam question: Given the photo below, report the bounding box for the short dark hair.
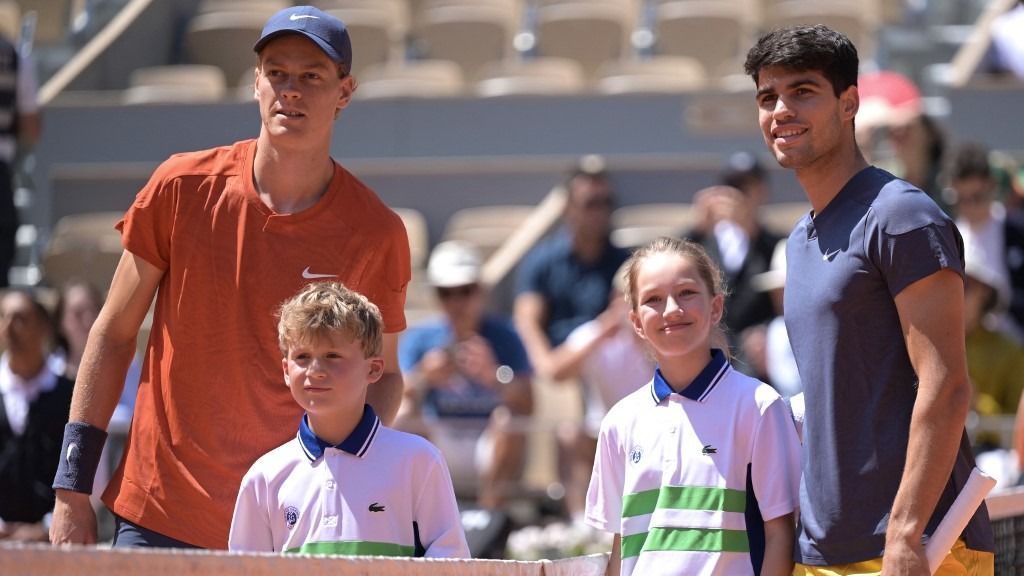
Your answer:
[744,25,859,97]
[565,165,614,206]
[950,142,992,182]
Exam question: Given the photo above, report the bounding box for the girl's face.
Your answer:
[629,252,723,362]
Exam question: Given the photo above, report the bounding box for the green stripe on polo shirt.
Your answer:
[621,486,746,517]
[621,527,750,558]
[285,540,416,557]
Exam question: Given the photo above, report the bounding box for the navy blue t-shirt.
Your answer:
[784,167,994,564]
[515,231,629,346]
[399,315,532,419]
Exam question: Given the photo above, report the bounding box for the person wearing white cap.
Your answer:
[398,241,533,511]
[49,6,411,549]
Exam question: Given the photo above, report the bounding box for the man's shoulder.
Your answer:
[525,232,572,263]
[333,165,404,232]
[858,168,952,234]
[156,140,252,180]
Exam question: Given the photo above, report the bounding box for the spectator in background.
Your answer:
[962,241,1024,448]
[985,0,1024,80]
[684,152,781,364]
[948,142,1024,341]
[49,6,411,549]
[543,262,653,527]
[399,241,533,510]
[0,290,72,541]
[748,240,801,399]
[0,34,41,287]
[514,161,629,521]
[856,70,948,208]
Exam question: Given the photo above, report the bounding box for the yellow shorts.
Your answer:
[793,540,994,576]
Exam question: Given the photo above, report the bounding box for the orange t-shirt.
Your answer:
[102,140,410,548]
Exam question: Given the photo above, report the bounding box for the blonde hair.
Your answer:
[277,281,383,357]
[623,237,731,344]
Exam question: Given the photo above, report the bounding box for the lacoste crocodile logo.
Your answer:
[369,502,386,512]
[702,444,717,455]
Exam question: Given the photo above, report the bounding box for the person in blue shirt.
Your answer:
[398,241,533,510]
[745,25,993,574]
[513,164,629,521]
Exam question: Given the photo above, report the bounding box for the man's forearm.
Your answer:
[69,332,137,428]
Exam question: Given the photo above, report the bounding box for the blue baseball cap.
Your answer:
[253,6,352,73]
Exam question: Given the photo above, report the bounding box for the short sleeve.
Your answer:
[227,467,275,552]
[585,417,626,532]
[372,216,411,333]
[415,447,471,558]
[750,394,801,522]
[515,246,546,297]
[867,201,965,298]
[116,158,181,271]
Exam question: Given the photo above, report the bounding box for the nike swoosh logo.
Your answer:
[823,249,841,262]
[67,443,78,464]
[290,14,319,21]
[302,266,338,279]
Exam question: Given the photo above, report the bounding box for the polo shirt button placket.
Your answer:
[321,449,340,537]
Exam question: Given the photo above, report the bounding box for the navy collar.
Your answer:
[297,404,381,462]
[649,349,730,404]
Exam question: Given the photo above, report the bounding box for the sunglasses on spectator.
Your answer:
[437,284,480,299]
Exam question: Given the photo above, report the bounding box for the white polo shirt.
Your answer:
[585,350,800,576]
[229,405,470,558]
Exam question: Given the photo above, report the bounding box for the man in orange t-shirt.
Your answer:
[49,6,410,549]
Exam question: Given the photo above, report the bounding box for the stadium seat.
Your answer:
[322,0,409,78]
[764,1,873,58]
[16,0,70,45]
[610,203,694,248]
[42,212,124,292]
[0,1,20,42]
[196,0,290,14]
[124,65,228,104]
[596,56,708,94]
[535,0,637,80]
[412,0,520,81]
[441,205,535,261]
[759,201,811,236]
[474,57,586,97]
[356,59,465,99]
[184,10,273,84]
[654,1,749,80]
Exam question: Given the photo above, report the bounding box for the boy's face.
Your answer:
[255,34,355,148]
[282,330,383,415]
[755,65,858,171]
